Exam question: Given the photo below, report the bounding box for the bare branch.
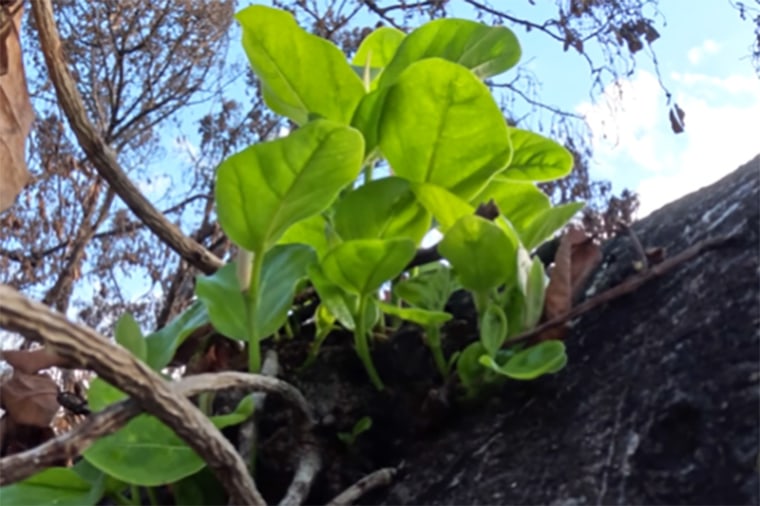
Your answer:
[29,0,223,274]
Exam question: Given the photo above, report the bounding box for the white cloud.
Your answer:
[577,69,760,218]
[687,39,721,65]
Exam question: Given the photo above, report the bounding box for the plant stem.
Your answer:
[247,251,265,372]
[355,295,384,390]
[145,486,159,506]
[426,325,448,378]
[363,160,374,184]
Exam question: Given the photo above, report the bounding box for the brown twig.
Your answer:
[326,467,398,506]
[30,0,223,274]
[506,233,741,347]
[0,285,261,504]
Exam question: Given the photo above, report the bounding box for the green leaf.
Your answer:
[236,5,364,125]
[480,302,508,356]
[308,264,358,330]
[393,263,457,310]
[456,341,487,393]
[501,129,573,182]
[480,340,567,380]
[334,177,431,244]
[255,243,317,337]
[216,119,364,254]
[521,202,585,251]
[523,257,546,329]
[378,59,511,200]
[0,468,94,506]
[114,313,146,362]
[351,86,390,155]
[410,182,475,232]
[377,301,452,326]
[84,381,255,487]
[320,238,416,295]
[473,178,583,250]
[353,27,405,70]
[145,301,209,371]
[195,262,247,341]
[379,19,521,87]
[438,215,517,292]
[279,213,331,258]
[207,395,255,427]
[474,179,550,233]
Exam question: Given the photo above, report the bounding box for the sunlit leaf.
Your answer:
[377,301,452,326]
[379,18,521,86]
[0,468,94,506]
[479,301,508,356]
[320,238,416,295]
[438,215,517,292]
[501,129,573,182]
[237,5,364,124]
[378,59,511,200]
[334,177,431,244]
[216,119,364,254]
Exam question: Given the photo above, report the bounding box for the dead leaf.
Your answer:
[539,225,602,341]
[1,348,74,374]
[669,103,686,134]
[0,370,60,427]
[0,1,33,212]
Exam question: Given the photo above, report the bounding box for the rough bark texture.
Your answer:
[380,155,760,505]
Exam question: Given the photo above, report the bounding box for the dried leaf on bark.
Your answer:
[0,1,33,212]
[539,225,602,340]
[0,371,60,427]
[1,348,73,374]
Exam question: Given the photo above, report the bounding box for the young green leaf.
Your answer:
[501,128,574,182]
[334,177,431,244]
[438,215,517,292]
[378,59,511,200]
[236,5,364,124]
[377,301,452,326]
[521,202,585,251]
[456,341,488,393]
[216,119,364,254]
[479,340,567,380]
[195,262,248,341]
[379,19,521,87]
[144,301,209,371]
[479,301,508,356]
[114,313,146,362]
[523,257,547,329]
[353,27,406,70]
[393,263,457,310]
[0,468,95,506]
[308,264,358,330]
[320,238,416,295]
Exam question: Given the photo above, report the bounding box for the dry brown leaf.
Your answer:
[539,225,602,341]
[0,1,33,212]
[669,102,686,134]
[1,348,73,374]
[0,370,60,427]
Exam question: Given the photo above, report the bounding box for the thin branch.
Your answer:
[506,233,742,347]
[30,0,223,274]
[0,285,261,504]
[326,467,398,506]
